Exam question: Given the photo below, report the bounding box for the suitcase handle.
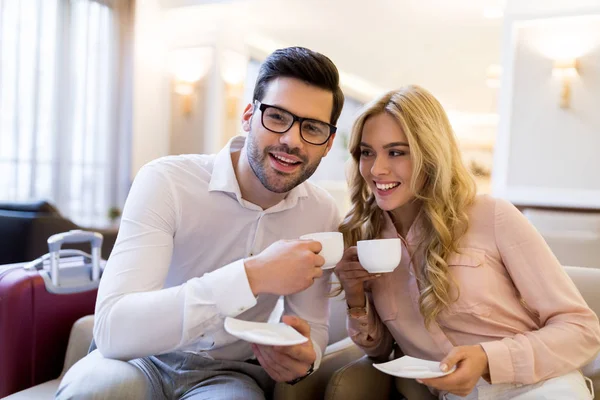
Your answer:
[47,230,103,287]
[23,249,93,271]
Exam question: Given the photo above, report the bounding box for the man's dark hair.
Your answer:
[252,47,345,125]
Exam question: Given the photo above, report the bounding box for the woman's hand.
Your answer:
[334,246,382,306]
[418,345,489,397]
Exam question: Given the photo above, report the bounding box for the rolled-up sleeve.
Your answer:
[347,293,394,360]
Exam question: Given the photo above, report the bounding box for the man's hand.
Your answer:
[418,345,489,397]
[251,315,316,383]
[245,240,325,296]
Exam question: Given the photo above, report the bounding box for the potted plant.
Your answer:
[107,206,122,227]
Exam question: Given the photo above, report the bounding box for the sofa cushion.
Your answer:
[2,379,59,400]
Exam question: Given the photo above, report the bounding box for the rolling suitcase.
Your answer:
[0,230,105,398]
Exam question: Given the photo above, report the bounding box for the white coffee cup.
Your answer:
[299,232,344,270]
[357,238,402,273]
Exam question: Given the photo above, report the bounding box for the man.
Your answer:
[56,46,345,399]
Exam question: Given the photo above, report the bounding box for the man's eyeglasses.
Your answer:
[255,101,337,146]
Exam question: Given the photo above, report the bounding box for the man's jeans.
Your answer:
[55,349,275,400]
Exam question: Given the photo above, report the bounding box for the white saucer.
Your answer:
[373,356,456,379]
[224,317,309,346]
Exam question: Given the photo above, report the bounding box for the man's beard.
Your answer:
[246,130,323,193]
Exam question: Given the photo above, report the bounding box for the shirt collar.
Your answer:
[208,135,309,210]
[381,208,423,245]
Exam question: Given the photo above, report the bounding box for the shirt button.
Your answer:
[249,253,253,256]
[239,307,245,312]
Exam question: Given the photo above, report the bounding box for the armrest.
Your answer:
[582,354,600,399]
[325,355,395,400]
[273,337,365,400]
[394,377,437,400]
[60,315,95,377]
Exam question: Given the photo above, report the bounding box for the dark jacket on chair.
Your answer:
[0,201,117,264]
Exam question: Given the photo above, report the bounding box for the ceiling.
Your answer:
[160,0,505,115]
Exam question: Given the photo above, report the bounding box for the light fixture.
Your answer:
[170,47,213,116]
[221,50,247,86]
[552,58,579,109]
[483,8,504,19]
[220,51,248,119]
[485,64,502,88]
[339,71,384,100]
[482,0,505,19]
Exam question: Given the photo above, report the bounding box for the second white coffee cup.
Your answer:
[299,231,344,269]
[357,238,402,273]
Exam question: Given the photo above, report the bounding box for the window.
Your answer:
[0,0,132,227]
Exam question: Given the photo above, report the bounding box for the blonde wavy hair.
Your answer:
[339,85,477,327]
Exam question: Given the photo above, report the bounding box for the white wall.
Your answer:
[169,79,208,155]
[132,0,170,179]
[508,18,600,191]
[132,1,504,180]
[493,8,600,208]
[506,0,600,14]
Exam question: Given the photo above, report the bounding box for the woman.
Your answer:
[334,85,600,399]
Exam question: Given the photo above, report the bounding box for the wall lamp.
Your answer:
[485,64,502,88]
[552,58,579,109]
[170,47,213,116]
[221,51,247,118]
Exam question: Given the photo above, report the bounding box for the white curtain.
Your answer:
[0,0,133,227]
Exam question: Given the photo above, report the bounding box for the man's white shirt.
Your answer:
[94,136,341,369]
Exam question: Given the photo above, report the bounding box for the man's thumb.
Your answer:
[282,315,310,338]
